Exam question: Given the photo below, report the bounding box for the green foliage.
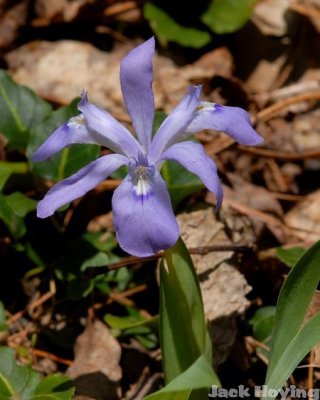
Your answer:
[105,308,159,349]
[146,356,217,400]
[0,302,7,332]
[0,70,52,150]
[275,246,305,268]
[264,240,320,398]
[144,0,256,49]
[201,0,257,34]
[250,306,276,343]
[162,161,203,209]
[144,3,211,48]
[0,192,36,238]
[0,347,74,399]
[146,238,220,399]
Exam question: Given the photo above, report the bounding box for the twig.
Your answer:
[6,290,55,325]
[31,348,73,366]
[256,90,320,122]
[238,145,320,160]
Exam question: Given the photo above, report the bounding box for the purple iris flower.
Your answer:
[33,37,263,257]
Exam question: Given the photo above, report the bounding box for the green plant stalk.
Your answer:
[0,160,29,174]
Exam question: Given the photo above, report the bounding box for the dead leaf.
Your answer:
[5,40,233,116]
[178,208,252,366]
[67,319,122,400]
[284,189,320,241]
[252,0,292,36]
[303,291,320,366]
[0,1,27,50]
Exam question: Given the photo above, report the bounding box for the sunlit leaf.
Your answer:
[201,0,256,34]
[144,3,211,48]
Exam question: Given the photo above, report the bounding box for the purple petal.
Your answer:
[120,37,155,151]
[112,170,179,257]
[186,102,263,145]
[148,86,201,163]
[78,92,143,158]
[32,115,99,162]
[37,154,129,218]
[159,141,223,209]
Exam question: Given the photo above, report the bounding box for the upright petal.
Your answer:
[186,102,263,145]
[32,114,105,162]
[120,37,155,152]
[148,86,201,163]
[159,141,223,208]
[78,92,143,158]
[112,170,179,257]
[37,154,129,218]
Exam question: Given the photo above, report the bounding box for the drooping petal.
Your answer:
[186,102,263,145]
[148,86,201,163]
[37,154,129,218]
[159,141,223,208]
[78,92,143,158]
[32,114,102,162]
[120,37,155,152]
[112,169,179,257]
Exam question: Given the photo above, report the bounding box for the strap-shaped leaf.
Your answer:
[159,237,220,396]
[145,355,216,400]
[265,313,320,399]
[266,240,320,381]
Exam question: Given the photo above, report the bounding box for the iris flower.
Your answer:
[33,37,262,257]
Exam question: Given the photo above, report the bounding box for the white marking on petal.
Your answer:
[196,102,217,112]
[131,165,154,199]
[67,114,86,128]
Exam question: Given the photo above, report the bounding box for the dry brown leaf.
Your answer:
[284,189,320,241]
[178,208,252,366]
[0,1,27,50]
[251,0,291,36]
[303,291,320,366]
[5,40,233,115]
[67,319,122,400]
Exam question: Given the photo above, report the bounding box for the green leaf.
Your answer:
[145,355,215,400]
[160,238,219,387]
[265,240,320,393]
[5,192,36,217]
[32,375,74,400]
[0,192,35,238]
[0,70,52,149]
[0,302,7,332]
[276,246,305,268]
[162,161,203,209]
[250,306,276,343]
[201,0,256,34]
[265,313,320,399]
[105,310,158,331]
[0,168,11,191]
[27,99,99,181]
[0,346,40,399]
[144,3,211,48]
